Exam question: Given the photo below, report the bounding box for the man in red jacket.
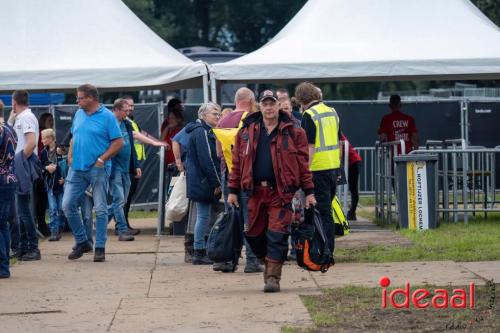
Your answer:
[228,90,316,293]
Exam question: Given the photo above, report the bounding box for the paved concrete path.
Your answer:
[1,218,498,333]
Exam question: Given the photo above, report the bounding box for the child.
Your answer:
[40,129,66,241]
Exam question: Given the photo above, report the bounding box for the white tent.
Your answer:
[212,0,500,83]
[0,0,207,91]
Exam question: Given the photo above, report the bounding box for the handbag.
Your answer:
[165,172,189,221]
[206,207,243,271]
[292,208,332,273]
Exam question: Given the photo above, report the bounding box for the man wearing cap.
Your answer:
[228,90,316,293]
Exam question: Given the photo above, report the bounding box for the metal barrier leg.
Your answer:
[157,146,166,236]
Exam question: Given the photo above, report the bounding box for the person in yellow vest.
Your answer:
[122,96,167,235]
[295,82,341,260]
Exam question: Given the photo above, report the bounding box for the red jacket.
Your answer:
[228,111,314,204]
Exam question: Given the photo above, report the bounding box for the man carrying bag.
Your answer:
[227,90,316,293]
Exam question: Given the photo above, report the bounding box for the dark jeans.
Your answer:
[17,193,39,252]
[124,174,139,228]
[33,178,48,233]
[348,162,360,214]
[0,183,16,276]
[8,199,19,252]
[312,169,338,254]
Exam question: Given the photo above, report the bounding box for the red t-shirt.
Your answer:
[378,110,417,154]
[340,134,362,166]
[162,126,181,164]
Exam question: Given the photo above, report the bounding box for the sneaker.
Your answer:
[244,260,264,273]
[118,233,135,241]
[94,248,105,262]
[10,248,25,259]
[0,272,10,279]
[21,250,41,261]
[68,241,92,260]
[346,211,357,221]
[213,262,234,273]
[128,227,141,236]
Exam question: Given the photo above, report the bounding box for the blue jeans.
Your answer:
[109,169,131,235]
[81,195,94,243]
[222,173,257,261]
[47,189,64,234]
[62,167,109,248]
[193,201,211,250]
[17,192,38,252]
[0,183,16,276]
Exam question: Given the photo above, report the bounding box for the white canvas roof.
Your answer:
[212,0,500,83]
[0,0,207,91]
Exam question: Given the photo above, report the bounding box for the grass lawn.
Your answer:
[283,283,499,333]
[337,200,500,263]
[128,210,158,219]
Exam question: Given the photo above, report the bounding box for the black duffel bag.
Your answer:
[206,207,243,271]
[292,208,333,273]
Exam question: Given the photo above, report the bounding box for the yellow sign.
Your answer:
[407,162,417,230]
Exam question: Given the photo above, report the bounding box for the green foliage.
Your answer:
[123,0,307,52]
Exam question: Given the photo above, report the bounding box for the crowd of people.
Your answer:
[0,83,417,293]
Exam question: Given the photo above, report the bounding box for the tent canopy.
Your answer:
[212,0,500,83]
[0,0,207,91]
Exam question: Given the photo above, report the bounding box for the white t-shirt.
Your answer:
[10,108,39,155]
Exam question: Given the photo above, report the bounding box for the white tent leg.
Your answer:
[202,74,209,103]
[210,75,217,104]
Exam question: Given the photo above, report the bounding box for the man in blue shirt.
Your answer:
[109,99,140,242]
[62,84,123,262]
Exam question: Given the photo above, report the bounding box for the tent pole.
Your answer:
[202,73,209,103]
[210,75,217,104]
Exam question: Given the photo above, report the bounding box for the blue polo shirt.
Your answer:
[71,105,122,171]
[172,127,190,161]
[112,121,132,173]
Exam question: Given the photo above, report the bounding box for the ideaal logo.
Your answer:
[379,276,475,309]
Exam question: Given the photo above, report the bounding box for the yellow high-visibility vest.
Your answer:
[213,112,248,174]
[304,103,340,171]
[128,118,146,161]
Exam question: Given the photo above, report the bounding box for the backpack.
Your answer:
[332,196,350,236]
[212,112,248,173]
[292,208,332,273]
[206,207,243,271]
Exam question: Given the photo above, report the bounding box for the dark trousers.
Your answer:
[312,169,337,254]
[33,178,49,235]
[124,174,139,228]
[0,183,16,276]
[8,199,19,251]
[17,193,39,252]
[348,162,360,214]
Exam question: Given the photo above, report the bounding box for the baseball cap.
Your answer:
[259,90,278,103]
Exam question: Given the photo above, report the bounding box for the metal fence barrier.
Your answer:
[410,144,499,224]
[375,138,500,224]
[374,140,406,222]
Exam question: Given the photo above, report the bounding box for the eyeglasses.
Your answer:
[209,112,221,117]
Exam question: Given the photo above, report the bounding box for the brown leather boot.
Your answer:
[263,260,269,284]
[264,261,283,293]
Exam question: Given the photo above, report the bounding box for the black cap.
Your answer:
[259,90,278,103]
